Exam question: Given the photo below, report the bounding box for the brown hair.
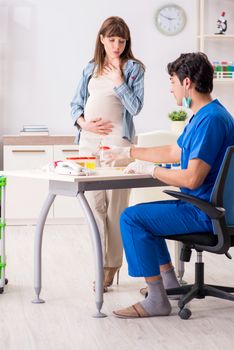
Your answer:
[92,16,144,76]
[167,52,213,93]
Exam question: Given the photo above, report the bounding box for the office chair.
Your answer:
[163,145,234,319]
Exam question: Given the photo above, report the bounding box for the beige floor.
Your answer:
[1,224,234,350]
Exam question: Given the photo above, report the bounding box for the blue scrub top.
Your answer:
[177,99,234,202]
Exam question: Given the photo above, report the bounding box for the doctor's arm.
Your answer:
[106,144,181,163]
[153,158,211,190]
[130,144,181,163]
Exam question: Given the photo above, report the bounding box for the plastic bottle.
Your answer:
[99,145,111,162]
[221,61,228,78]
[229,62,234,79]
[215,61,222,79]
[213,61,218,79]
[66,156,96,169]
[172,162,181,169]
[226,63,232,79]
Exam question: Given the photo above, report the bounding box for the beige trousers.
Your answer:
[78,134,132,268]
[85,187,130,268]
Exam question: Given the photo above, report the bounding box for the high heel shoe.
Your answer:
[104,267,120,288]
[93,267,120,293]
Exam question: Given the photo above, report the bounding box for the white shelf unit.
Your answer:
[214,79,234,84]
[197,0,234,113]
[197,35,234,42]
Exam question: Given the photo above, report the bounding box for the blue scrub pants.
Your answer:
[120,200,213,277]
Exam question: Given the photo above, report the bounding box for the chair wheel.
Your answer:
[0,287,3,294]
[179,308,192,320]
[5,278,8,285]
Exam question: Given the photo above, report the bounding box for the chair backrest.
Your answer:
[211,146,234,228]
[137,130,178,147]
[169,146,234,255]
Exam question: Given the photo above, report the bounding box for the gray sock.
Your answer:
[140,279,171,316]
[161,267,181,300]
[161,267,180,289]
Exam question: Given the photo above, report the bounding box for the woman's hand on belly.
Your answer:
[79,116,113,135]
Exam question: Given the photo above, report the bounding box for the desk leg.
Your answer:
[32,193,56,304]
[78,192,107,318]
[174,241,186,284]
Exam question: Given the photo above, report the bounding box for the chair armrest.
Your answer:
[163,190,225,219]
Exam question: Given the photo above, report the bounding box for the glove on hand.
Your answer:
[124,160,156,177]
[101,146,131,163]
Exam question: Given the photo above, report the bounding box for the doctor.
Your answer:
[104,52,234,318]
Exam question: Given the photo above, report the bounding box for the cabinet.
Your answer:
[53,145,84,219]
[3,136,84,223]
[197,0,234,116]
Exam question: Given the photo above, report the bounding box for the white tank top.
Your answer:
[79,75,129,156]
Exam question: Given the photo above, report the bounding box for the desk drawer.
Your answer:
[4,145,53,220]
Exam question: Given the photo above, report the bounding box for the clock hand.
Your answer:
[160,13,176,20]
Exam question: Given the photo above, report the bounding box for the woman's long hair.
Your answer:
[92,16,145,76]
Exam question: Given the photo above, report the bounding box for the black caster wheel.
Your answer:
[0,287,4,294]
[179,308,192,320]
[5,278,8,285]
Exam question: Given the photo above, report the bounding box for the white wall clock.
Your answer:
[155,4,187,36]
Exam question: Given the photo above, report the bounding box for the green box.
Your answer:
[0,177,6,187]
[0,256,6,279]
[0,177,7,201]
[0,222,6,240]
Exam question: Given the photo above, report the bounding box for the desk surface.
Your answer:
[0,168,153,183]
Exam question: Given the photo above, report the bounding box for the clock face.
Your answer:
[155,5,186,36]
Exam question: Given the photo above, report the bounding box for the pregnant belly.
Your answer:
[84,95,123,122]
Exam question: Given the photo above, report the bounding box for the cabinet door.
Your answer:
[53,144,79,161]
[53,145,84,219]
[4,145,53,220]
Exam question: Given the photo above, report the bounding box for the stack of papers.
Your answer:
[20,125,49,136]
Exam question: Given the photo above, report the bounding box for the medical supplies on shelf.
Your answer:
[213,61,234,80]
[155,162,180,169]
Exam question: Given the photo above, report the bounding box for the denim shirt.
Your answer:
[70,59,144,144]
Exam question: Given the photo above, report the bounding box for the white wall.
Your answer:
[1,0,232,168]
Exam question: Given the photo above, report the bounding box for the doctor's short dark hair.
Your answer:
[167,52,214,93]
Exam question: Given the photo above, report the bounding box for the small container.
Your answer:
[221,61,228,78]
[155,163,172,168]
[215,61,222,79]
[226,64,232,79]
[213,61,218,79]
[228,62,234,79]
[172,162,181,169]
[85,157,96,169]
[154,162,180,169]
[66,156,96,169]
[66,157,86,167]
[158,163,171,169]
[99,146,111,162]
